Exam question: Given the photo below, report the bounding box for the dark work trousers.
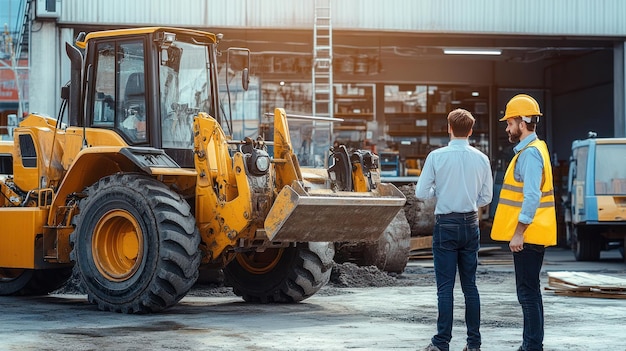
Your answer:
[431,211,481,351]
[513,243,545,351]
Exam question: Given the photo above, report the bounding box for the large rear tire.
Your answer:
[223,242,334,303]
[70,174,201,313]
[0,268,72,296]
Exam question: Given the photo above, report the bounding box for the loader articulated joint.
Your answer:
[328,145,352,191]
[328,145,379,192]
[350,149,378,190]
[350,150,378,172]
[241,137,270,176]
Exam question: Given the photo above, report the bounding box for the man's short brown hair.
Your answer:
[447,108,475,137]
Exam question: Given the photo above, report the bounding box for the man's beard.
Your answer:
[508,128,522,143]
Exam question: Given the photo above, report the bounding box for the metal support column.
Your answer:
[615,41,626,138]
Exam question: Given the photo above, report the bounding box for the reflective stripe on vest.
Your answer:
[498,185,555,208]
[490,139,557,246]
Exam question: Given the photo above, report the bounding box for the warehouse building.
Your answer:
[6,0,626,171]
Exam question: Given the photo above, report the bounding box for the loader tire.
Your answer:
[70,174,201,313]
[0,267,72,296]
[334,209,411,273]
[361,209,411,273]
[223,242,334,303]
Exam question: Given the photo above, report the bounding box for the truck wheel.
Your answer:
[571,225,601,261]
[0,268,72,296]
[223,242,334,303]
[564,220,573,247]
[70,174,201,313]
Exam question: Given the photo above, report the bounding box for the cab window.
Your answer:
[91,39,147,144]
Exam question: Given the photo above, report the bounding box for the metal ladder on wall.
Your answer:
[311,0,333,167]
[312,0,333,118]
[15,0,32,61]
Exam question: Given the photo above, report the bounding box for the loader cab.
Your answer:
[83,28,220,167]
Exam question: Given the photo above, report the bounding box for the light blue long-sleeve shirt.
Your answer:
[415,139,493,215]
[512,133,544,225]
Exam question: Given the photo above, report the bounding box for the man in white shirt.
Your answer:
[416,108,493,351]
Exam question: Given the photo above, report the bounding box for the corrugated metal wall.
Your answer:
[59,0,312,29]
[334,0,626,35]
[58,0,626,36]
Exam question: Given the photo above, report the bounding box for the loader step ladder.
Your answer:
[311,0,334,167]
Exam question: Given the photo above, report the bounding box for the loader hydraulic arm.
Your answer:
[193,112,256,261]
[271,108,302,191]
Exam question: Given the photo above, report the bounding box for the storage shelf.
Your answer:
[429,131,449,137]
[335,112,374,120]
[382,84,494,176]
[335,95,371,101]
[383,112,428,116]
[335,85,374,121]
[388,131,427,137]
[335,125,367,131]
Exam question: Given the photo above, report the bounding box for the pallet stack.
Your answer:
[546,271,626,299]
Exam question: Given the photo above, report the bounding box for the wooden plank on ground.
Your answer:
[410,236,432,251]
[552,290,626,299]
[478,246,502,255]
[479,259,513,265]
[409,253,433,260]
[548,271,626,290]
[546,271,626,299]
[408,239,506,261]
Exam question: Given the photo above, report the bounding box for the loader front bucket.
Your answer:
[264,182,406,242]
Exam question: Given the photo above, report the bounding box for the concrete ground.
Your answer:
[0,246,624,351]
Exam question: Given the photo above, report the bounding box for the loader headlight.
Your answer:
[256,155,270,172]
[247,149,270,176]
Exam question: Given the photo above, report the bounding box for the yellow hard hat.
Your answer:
[500,94,543,121]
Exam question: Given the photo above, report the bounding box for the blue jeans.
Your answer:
[513,244,545,351]
[431,212,481,351]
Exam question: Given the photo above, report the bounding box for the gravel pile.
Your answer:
[53,260,420,296]
[329,262,408,288]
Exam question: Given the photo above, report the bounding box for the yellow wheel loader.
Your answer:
[0,27,405,313]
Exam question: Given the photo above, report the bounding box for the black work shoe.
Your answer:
[421,343,442,351]
[463,346,481,351]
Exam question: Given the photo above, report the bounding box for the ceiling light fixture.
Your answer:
[443,48,502,56]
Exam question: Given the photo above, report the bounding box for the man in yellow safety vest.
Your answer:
[491,94,557,351]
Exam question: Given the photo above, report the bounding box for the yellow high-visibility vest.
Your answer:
[491,139,557,246]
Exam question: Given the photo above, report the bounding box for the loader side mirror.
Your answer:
[242,68,249,91]
[61,85,70,100]
[161,48,169,66]
[226,47,251,90]
[65,42,84,126]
